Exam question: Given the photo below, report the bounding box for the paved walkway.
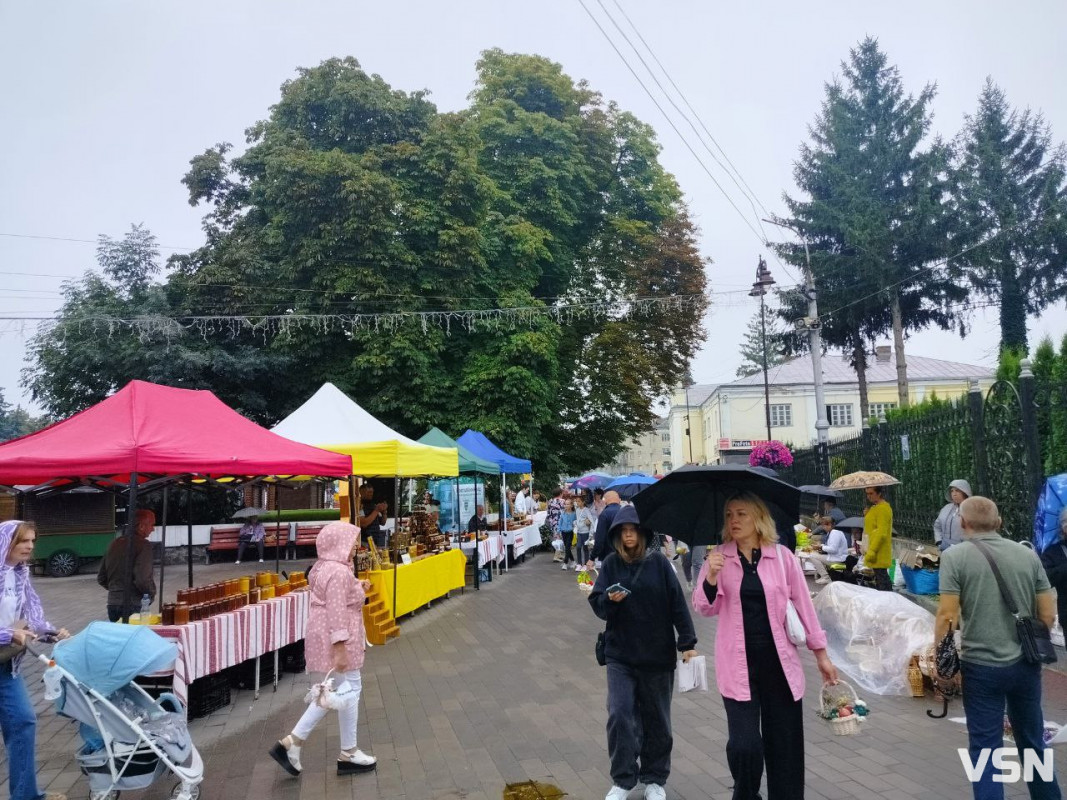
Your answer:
[5,553,1067,799]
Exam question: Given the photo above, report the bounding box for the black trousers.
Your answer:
[561,531,574,563]
[606,661,673,790]
[722,641,804,800]
[236,539,264,562]
[872,568,892,591]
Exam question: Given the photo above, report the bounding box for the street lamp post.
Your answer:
[762,218,831,450]
[749,256,776,442]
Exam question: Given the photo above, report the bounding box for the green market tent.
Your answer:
[417,427,499,476]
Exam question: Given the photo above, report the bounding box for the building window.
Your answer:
[661,432,670,442]
[662,462,672,472]
[770,404,792,427]
[869,402,897,419]
[662,448,671,456]
[827,404,854,427]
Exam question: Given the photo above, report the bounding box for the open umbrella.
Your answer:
[829,471,900,491]
[606,473,658,500]
[632,465,802,548]
[232,507,267,519]
[799,484,844,498]
[570,472,614,491]
[838,516,866,530]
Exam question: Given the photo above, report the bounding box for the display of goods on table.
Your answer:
[167,571,306,624]
[399,508,451,558]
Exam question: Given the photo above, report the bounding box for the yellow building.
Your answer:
[678,347,994,465]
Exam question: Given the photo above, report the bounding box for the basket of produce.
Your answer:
[577,568,597,594]
[819,681,868,735]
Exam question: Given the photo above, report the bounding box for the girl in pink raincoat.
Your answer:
[269,522,377,776]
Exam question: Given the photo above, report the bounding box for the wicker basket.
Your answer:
[820,681,864,736]
[577,568,597,594]
[907,655,925,698]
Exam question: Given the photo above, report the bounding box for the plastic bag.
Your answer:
[813,582,934,696]
[676,655,708,693]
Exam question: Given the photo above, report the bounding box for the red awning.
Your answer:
[0,380,352,486]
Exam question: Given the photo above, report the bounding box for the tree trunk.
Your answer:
[999,266,1029,355]
[890,291,910,407]
[853,339,870,421]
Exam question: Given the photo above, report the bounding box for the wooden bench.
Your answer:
[207,523,327,562]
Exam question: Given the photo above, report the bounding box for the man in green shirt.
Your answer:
[936,496,1059,800]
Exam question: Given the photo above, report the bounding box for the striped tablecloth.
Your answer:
[460,535,504,567]
[150,591,309,706]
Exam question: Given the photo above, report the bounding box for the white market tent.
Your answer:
[270,383,458,477]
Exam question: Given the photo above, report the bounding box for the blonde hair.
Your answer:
[6,521,36,561]
[721,492,779,546]
[960,496,1001,533]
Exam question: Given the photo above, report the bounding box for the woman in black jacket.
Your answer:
[589,505,698,800]
[1040,508,1067,625]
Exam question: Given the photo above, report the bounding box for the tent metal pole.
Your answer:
[121,473,139,623]
[275,494,281,573]
[393,477,400,618]
[186,485,194,588]
[502,473,508,573]
[158,484,169,614]
[347,475,357,524]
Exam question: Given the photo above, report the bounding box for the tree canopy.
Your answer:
[23,52,708,479]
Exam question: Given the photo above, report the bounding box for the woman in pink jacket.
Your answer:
[692,493,837,800]
[269,522,377,777]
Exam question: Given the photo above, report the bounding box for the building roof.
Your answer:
[673,384,719,408]
[723,352,993,389]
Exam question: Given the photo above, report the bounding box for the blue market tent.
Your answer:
[456,430,532,474]
[1034,473,1067,553]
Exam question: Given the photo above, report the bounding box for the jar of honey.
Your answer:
[162,604,176,625]
[174,604,190,625]
[238,576,251,593]
[248,587,260,604]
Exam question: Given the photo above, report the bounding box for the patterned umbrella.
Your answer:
[569,472,615,491]
[828,471,900,490]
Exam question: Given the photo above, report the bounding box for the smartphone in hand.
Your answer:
[606,583,630,595]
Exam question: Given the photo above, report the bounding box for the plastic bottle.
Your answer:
[42,667,62,700]
[140,594,152,624]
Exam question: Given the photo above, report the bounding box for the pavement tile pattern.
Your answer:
[3,553,1066,799]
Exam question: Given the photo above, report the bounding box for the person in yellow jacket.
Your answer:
[863,486,893,590]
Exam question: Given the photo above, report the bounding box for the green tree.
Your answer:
[776,38,967,410]
[25,54,708,479]
[0,390,47,441]
[950,80,1067,353]
[736,304,786,378]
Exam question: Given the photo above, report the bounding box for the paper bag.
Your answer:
[676,655,708,693]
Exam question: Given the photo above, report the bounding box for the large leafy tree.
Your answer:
[776,38,967,410]
[0,389,46,442]
[25,54,707,479]
[950,80,1067,353]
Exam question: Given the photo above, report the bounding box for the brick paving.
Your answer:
[3,553,1067,799]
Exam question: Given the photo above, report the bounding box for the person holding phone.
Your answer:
[588,506,697,800]
[0,520,71,800]
[693,492,838,800]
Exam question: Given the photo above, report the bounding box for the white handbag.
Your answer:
[776,544,807,647]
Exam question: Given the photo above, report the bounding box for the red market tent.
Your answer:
[0,380,351,487]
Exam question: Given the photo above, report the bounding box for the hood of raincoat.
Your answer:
[946,479,972,503]
[0,520,28,576]
[608,505,654,547]
[315,521,361,565]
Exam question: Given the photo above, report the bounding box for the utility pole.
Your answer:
[762,218,830,449]
[749,256,776,442]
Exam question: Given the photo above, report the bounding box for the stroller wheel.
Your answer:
[170,783,200,800]
[90,792,119,800]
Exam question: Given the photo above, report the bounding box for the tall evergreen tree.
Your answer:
[951,79,1067,353]
[777,37,967,408]
[736,305,787,378]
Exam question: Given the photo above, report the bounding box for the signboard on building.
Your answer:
[718,438,770,451]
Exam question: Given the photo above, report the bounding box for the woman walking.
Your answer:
[558,498,577,570]
[269,522,377,776]
[575,494,595,568]
[589,506,697,800]
[692,493,838,800]
[0,520,71,800]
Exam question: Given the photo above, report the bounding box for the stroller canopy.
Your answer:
[53,622,177,696]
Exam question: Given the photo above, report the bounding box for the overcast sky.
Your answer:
[2,0,1066,413]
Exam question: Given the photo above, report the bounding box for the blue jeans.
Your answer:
[960,659,1061,800]
[0,662,44,800]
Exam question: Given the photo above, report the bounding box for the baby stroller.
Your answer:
[35,621,204,800]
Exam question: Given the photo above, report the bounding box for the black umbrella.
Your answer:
[799,484,844,499]
[632,464,802,549]
[838,516,866,530]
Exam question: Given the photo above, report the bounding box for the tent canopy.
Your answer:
[418,427,498,475]
[271,383,458,477]
[456,430,532,474]
[0,380,352,487]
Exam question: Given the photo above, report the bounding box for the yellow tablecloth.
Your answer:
[366,549,467,618]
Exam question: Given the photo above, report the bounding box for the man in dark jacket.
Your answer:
[1040,507,1067,626]
[587,491,622,568]
[588,505,697,800]
[98,509,156,621]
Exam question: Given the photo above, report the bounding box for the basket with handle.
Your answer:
[577,568,598,594]
[820,681,865,735]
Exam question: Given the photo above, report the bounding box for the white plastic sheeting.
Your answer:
[813,582,935,696]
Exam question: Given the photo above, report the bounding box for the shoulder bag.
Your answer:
[594,552,652,666]
[775,544,807,647]
[970,539,1057,665]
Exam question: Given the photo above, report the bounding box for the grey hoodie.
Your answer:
[934,479,972,551]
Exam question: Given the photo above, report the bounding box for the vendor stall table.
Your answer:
[149,591,309,707]
[365,549,467,618]
[460,534,504,568]
[499,510,547,560]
